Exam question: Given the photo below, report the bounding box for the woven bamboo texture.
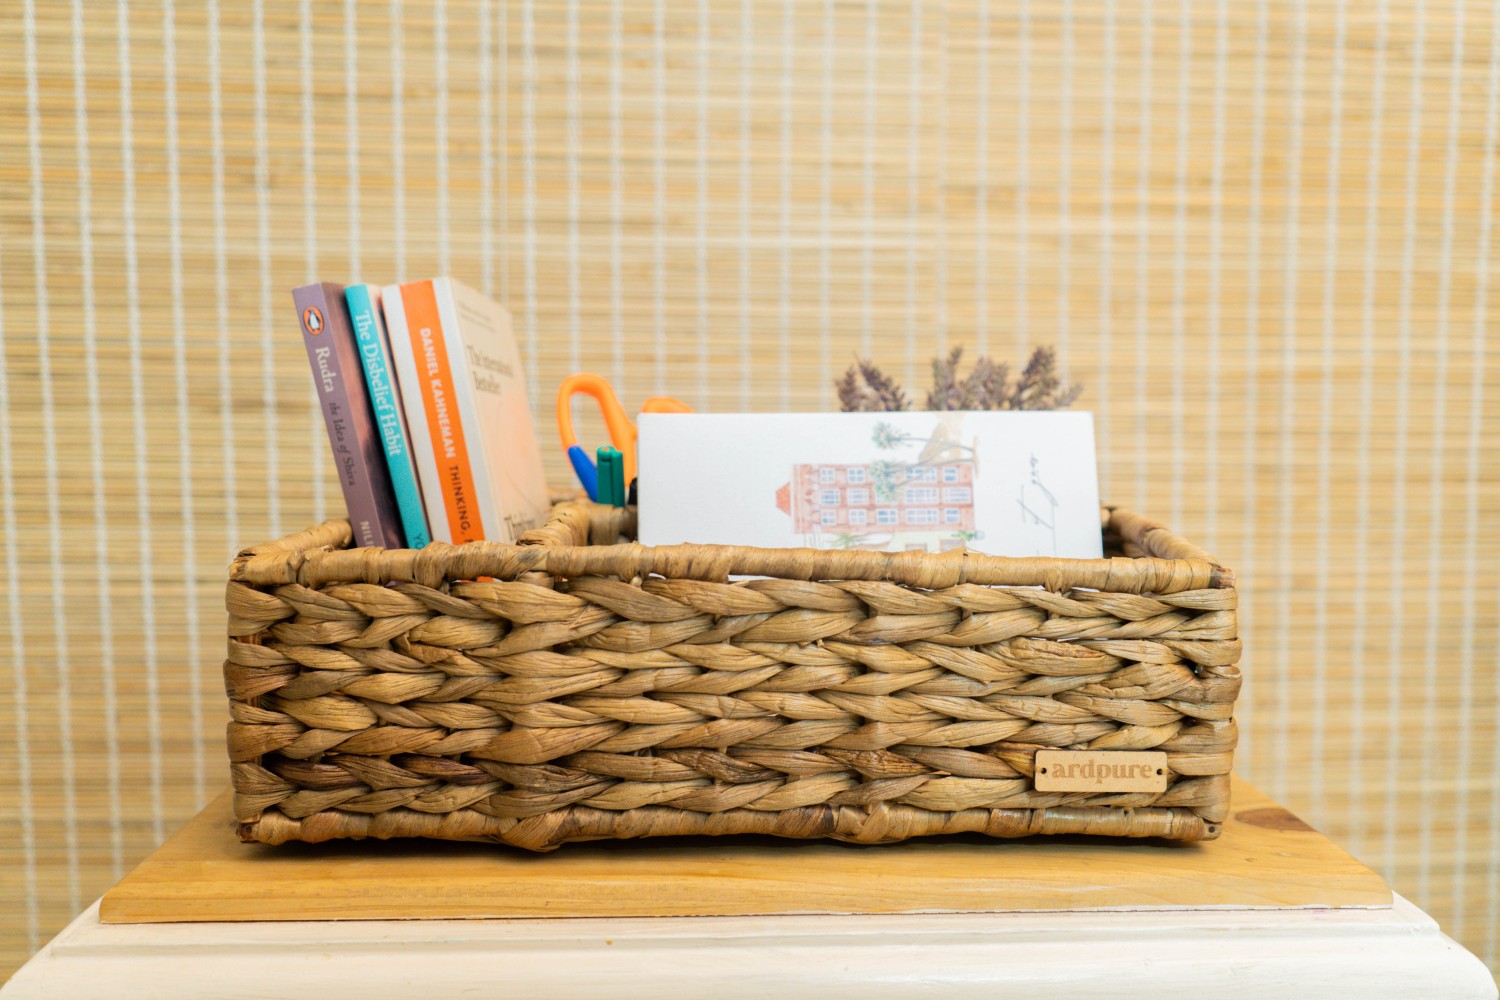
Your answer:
[224,503,1239,849]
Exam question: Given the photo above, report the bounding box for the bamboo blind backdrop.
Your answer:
[2,0,1499,981]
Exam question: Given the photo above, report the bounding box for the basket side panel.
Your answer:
[225,509,1241,849]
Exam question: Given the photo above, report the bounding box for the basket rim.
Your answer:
[231,503,1234,596]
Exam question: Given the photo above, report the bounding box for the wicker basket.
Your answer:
[225,502,1239,850]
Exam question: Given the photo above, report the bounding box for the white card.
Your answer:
[637,411,1103,559]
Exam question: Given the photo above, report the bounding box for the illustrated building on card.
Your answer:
[777,461,977,552]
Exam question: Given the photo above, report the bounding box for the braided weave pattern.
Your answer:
[226,504,1239,850]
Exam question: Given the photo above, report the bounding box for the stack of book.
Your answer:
[294,277,550,549]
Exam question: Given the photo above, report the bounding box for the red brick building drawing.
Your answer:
[775,460,976,549]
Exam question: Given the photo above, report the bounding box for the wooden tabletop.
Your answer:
[99,776,1390,924]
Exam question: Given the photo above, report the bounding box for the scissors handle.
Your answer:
[640,396,694,415]
[558,374,692,496]
[557,372,634,443]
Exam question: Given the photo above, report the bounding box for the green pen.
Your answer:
[596,446,625,507]
[606,448,625,507]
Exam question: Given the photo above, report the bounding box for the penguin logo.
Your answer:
[303,305,324,335]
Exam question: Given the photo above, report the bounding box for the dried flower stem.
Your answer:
[838,346,1082,412]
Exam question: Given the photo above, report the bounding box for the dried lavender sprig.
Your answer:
[837,357,911,412]
[960,355,1010,409]
[858,359,910,411]
[924,347,965,411]
[841,346,1081,412]
[1008,346,1082,410]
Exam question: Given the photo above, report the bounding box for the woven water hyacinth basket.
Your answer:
[225,501,1240,849]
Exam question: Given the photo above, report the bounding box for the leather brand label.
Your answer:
[1033,751,1169,793]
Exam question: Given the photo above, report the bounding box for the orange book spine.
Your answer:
[398,281,484,544]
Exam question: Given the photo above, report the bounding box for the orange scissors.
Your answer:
[556,373,692,500]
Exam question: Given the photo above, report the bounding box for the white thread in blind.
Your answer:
[208,0,240,568]
[1491,584,1500,967]
[1015,0,1030,355]
[778,0,792,410]
[253,0,279,538]
[1237,0,1272,778]
[565,0,580,375]
[117,0,165,847]
[1273,0,1308,806]
[391,0,406,280]
[1167,0,1189,530]
[818,0,832,405]
[25,0,81,915]
[1057,0,1073,382]
[1094,0,1115,492]
[1348,0,1392,857]
[522,0,539,403]
[609,0,624,389]
[1310,0,1350,826]
[906,0,921,386]
[975,0,991,355]
[1459,0,1500,949]
[1386,0,1428,883]
[651,0,664,396]
[1131,0,1152,512]
[436,0,450,277]
[932,1,948,359]
[695,1,709,409]
[346,0,361,279]
[70,0,123,876]
[498,1,509,303]
[301,0,318,283]
[301,0,325,527]
[739,0,753,411]
[1204,0,1229,551]
[1420,0,1469,908]
[478,0,492,294]
[862,0,876,359]
[0,141,41,960]
[163,0,205,808]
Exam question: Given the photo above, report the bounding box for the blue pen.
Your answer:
[567,444,599,501]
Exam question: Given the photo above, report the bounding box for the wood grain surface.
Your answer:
[98,777,1390,924]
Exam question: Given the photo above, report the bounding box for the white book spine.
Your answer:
[381,282,453,544]
[432,278,508,541]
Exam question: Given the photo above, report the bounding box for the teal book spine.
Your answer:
[345,283,432,548]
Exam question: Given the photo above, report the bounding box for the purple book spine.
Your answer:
[293,282,405,548]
